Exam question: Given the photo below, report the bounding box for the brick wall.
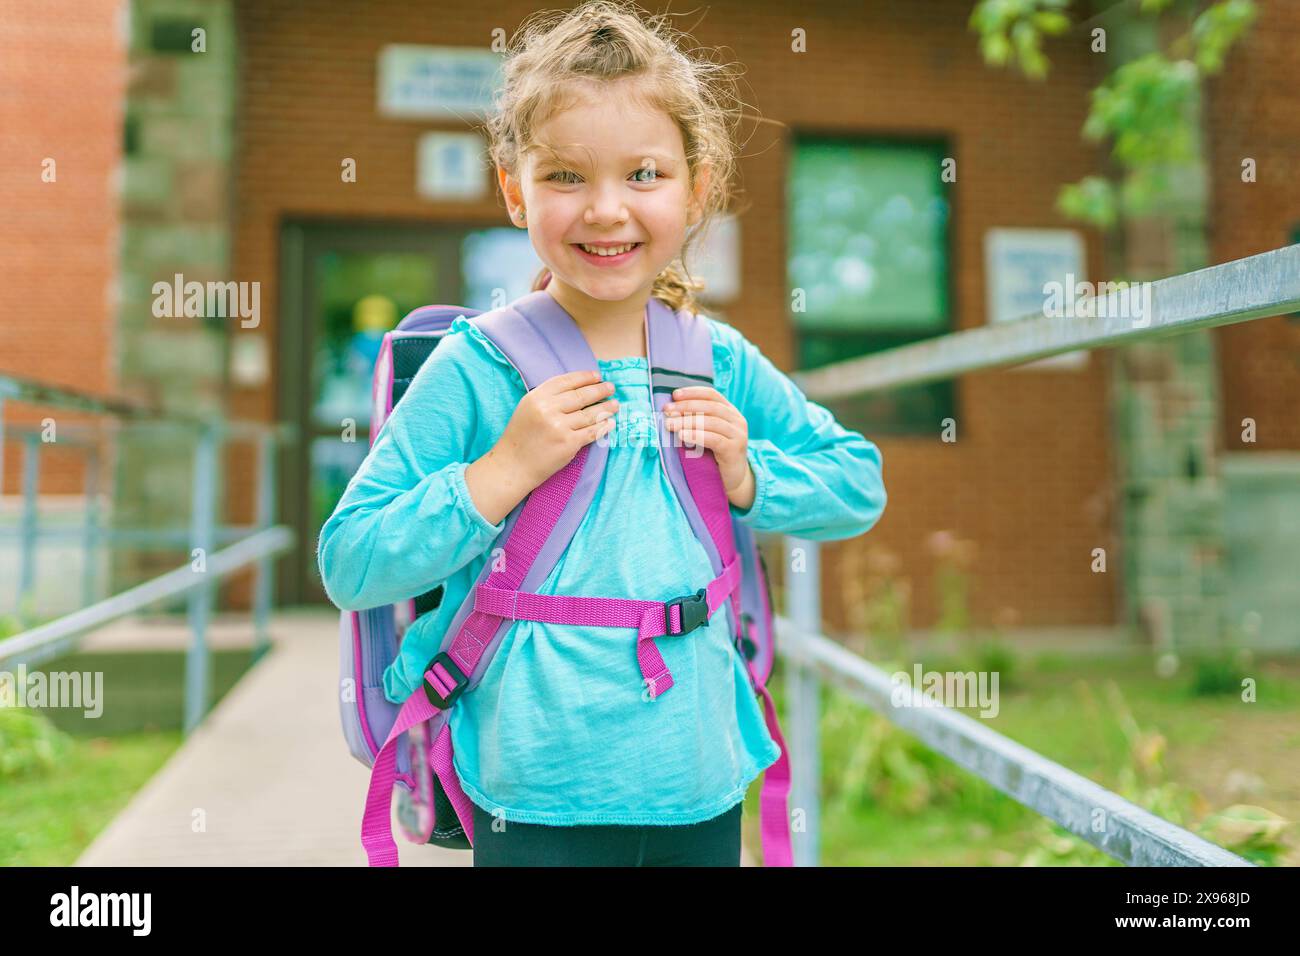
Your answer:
[0,0,126,495]
[1207,0,1300,453]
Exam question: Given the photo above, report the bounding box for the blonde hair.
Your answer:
[482,0,749,314]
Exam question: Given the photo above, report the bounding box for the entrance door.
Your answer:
[277,219,539,605]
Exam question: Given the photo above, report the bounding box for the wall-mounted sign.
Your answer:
[687,213,741,305]
[984,228,1088,370]
[377,45,502,120]
[417,132,487,200]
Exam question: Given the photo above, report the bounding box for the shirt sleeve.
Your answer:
[711,318,887,541]
[316,328,511,611]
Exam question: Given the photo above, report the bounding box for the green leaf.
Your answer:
[1057,177,1118,229]
[1031,11,1070,34]
[1191,0,1258,74]
[1197,804,1291,850]
[983,33,1014,66]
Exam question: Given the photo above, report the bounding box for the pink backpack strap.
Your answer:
[646,300,793,867]
[362,292,609,866]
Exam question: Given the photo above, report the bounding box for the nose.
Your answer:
[584,178,629,226]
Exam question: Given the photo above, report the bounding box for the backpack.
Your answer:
[337,289,793,866]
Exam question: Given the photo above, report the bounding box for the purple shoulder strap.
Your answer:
[646,300,744,636]
[431,290,609,695]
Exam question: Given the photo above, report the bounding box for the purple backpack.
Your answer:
[338,290,792,866]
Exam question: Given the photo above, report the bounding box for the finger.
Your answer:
[578,418,616,446]
[670,427,730,451]
[670,428,726,459]
[568,402,618,431]
[538,369,604,397]
[663,399,741,423]
[664,413,737,438]
[669,386,723,402]
[556,379,618,413]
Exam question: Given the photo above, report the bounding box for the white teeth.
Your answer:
[579,243,637,256]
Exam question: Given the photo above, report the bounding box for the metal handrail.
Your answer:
[0,373,295,440]
[792,244,1300,399]
[0,374,296,732]
[770,246,1300,867]
[776,615,1251,866]
[0,526,294,669]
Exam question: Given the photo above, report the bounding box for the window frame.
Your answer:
[786,129,960,437]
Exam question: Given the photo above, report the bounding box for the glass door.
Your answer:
[277,220,540,605]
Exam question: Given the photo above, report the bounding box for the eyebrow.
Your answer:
[533,150,678,170]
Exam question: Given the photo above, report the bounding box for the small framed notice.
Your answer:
[416,132,487,200]
[984,228,1088,370]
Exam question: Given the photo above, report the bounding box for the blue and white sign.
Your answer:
[377,45,503,120]
[417,132,487,200]
[984,228,1088,370]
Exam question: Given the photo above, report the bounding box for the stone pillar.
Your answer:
[1105,10,1227,653]
[114,0,236,592]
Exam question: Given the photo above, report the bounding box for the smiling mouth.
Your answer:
[572,242,644,257]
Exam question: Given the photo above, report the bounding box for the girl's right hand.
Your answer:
[495,370,619,488]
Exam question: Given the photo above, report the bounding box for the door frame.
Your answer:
[276,218,468,605]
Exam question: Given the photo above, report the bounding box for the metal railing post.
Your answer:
[252,430,276,661]
[81,445,101,608]
[185,423,219,733]
[785,535,822,867]
[18,432,41,619]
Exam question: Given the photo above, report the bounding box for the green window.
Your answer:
[788,137,954,434]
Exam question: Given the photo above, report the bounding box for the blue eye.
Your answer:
[631,167,663,183]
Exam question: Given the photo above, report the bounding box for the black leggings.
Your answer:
[470,800,743,867]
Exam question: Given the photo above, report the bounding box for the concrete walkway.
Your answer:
[76,610,465,867]
[75,610,757,866]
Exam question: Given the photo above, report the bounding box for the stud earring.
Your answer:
[516,208,527,224]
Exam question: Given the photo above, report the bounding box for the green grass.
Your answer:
[0,729,182,866]
[0,648,257,866]
[742,647,1300,866]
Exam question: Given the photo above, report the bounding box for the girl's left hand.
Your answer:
[663,386,755,509]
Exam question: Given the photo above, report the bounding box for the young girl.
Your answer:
[318,0,886,867]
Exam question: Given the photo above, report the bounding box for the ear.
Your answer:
[497,165,523,216]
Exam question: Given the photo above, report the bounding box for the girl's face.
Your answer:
[499,79,705,315]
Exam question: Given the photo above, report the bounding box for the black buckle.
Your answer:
[738,612,758,662]
[422,651,468,709]
[665,587,710,636]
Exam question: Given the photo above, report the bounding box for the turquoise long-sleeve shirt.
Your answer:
[317,301,886,826]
